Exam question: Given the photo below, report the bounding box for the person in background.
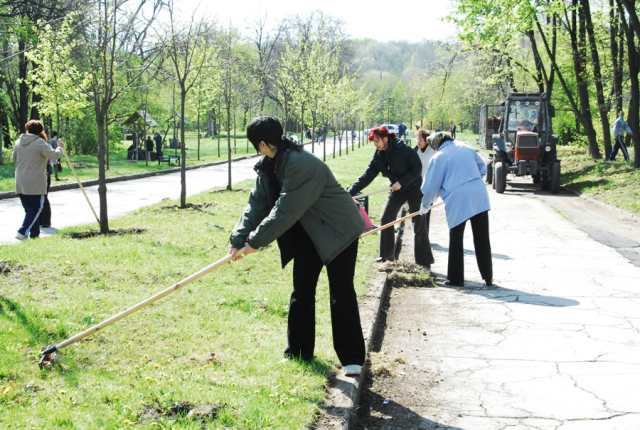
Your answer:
[228,115,366,376]
[154,131,163,157]
[48,131,61,181]
[608,111,633,162]
[12,120,64,240]
[40,131,59,228]
[449,121,457,140]
[348,126,434,268]
[414,128,437,266]
[420,132,492,287]
[145,135,154,160]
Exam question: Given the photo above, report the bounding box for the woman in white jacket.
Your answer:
[12,120,64,240]
[420,132,493,287]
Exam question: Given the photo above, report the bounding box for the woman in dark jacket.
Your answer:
[348,126,434,268]
[229,116,366,376]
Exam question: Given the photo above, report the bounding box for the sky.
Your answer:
[175,0,458,43]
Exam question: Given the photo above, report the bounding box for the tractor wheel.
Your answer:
[492,162,496,189]
[550,162,560,194]
[540,171,551,191]
[485,160,493,184]
[532,171,540,184]
[495,161,506,194]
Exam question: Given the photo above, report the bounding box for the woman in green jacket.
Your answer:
[229,116,365,375]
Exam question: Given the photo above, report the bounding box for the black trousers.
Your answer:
[380,192,434,266]
[447,210,492,283]
[286,224,366,366]
[608,134,630,161]
[41,171,52,226]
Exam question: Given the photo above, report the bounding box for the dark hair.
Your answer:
[25,120,48,141]
[51,131,58,137]
[246,116,302,153]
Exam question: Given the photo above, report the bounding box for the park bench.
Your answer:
[157,155,180,166]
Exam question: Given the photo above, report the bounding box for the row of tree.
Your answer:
[1,0,639,232]
[0,1,375,233]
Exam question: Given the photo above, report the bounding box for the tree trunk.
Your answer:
[18,40,29,132]
[571,0,600,158]
[226,101,232,190]
[610,0,624,116]
[618,0,640,168]
[526,29,546,93]
[583,0,612,156]
[105,112,110,171]
[0,115,4,165]
[217,98,221,157]
[1,111,10,150]
[180,88,187,208]
[619,0,640,42]
[96,109,109,234]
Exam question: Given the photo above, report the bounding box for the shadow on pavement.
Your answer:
[431,243,510,261]
[433,277,580,307]
[354,390,462,430]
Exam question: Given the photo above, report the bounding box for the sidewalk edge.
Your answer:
[315,269,389,429]
[0,154,260,201]
[561,186,640,223]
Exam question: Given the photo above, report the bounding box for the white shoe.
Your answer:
[16,232,27,241]
[344,364,361,376]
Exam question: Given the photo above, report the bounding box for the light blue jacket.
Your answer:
[421,140,490,229]
[613,116,632,138]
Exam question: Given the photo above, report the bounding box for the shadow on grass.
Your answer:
[0,295,54,345]
[161,202,215,211]
[565,179,611,190]
[64,227,146,239]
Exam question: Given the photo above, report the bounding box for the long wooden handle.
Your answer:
[62,148,100,225]
[45,247,247,354]
[360,201,444,238]
[353,187,392,199]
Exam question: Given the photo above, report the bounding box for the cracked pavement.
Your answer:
[356,177,640,430]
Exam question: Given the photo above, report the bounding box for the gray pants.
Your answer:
[380,192,434,266]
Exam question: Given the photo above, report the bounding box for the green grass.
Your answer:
[0,132,257,193]
[0,143,388,429]
[558,145,639,214]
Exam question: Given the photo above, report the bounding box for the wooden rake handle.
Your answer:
[353,187,392,199]
[40,247,247,359]
[61,148,100,225]
[359,200,444,238]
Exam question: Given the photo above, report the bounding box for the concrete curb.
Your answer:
[0,154,260,201]
[318,270,390,429]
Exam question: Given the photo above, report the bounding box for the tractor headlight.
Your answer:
[545,146,551,152]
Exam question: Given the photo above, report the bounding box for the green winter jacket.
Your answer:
[230,148,365,266]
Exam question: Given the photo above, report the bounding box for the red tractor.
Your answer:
[485,92,560,194]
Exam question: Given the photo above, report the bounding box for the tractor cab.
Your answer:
[487,92,560,194]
